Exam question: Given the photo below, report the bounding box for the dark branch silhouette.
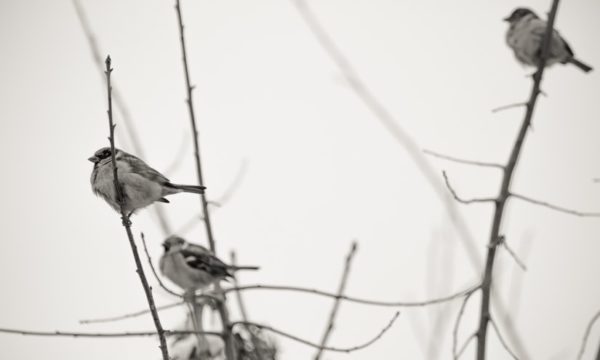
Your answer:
[442,171,498,205]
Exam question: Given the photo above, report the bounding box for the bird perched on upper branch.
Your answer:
[89,147,205,215]
[504,7,592,73]
[159,236,259,293]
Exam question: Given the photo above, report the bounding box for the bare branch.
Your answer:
[456,332,477,359]
[233,311,399,353]
[221,283,479,307]
[476,1,562,358]
[173,1,235,358]
[314,242,358,360]
[490,317,519,360]
[453,290,477,359]
[443,171,498,205]
[79,301,184,325]
[498,236,527,271]
[424,149,504,170]
[491,102,528,113]
[576,309,600,360]
[0,327,222,339]
[104,56,170,360]
[510,193,600,217]
[141,233,183,298]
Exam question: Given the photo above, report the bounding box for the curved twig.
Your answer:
[510,193,600,217]
[233,311,399,353]
[221,283,478,307]
[443,171,498,205]
[140,233,183,298]
[490,317,519,360]
[576,309,600,360]
[453,289,478,359]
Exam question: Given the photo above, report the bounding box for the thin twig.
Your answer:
[476,1,562,358]
[0,327,221,338]
[490,317,519,360]
[314,242,358,360]
[453,289,478,359]
[73,0,173,236]
[498,236,527,271]
[140,233,183,297]
[230,251,265,359]
[456,332,477,359]
[442,171,498,204]
[79,302,184,324]
[221,283,479,307]
[173,1,236,359]
[491,102,528,113]
[104,56,170,360]
[510,193,600,217]
[233,311,399,354]
[424,149,504,170]
[576,309,600,360]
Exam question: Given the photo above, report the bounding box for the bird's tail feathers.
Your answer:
[227,265,260,272]
[566,57,593,73]
[168,183,206,194]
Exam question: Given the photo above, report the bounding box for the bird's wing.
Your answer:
[122,153,170,184]
[179,245,232,278]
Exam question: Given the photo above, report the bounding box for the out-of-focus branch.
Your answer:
[490,317,519,360]
[233,311,399,354]
[576,309,600,360]
[173,1,236,359]
[498,236,527,272]
[491,102,528,113]
[79,302,184,325]
[476,1,561,358]
[510,193,600,217]
[290,0,483,274]
[140,233,182,297]
[442,171,498,205]
[424,149,504,170]
[452,290,476,359]
[314,242,358,360]
[0,327,222,338]
[221,283,479,307]
[73,0,173,236]
[104,56,170,360]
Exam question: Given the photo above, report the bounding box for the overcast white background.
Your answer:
[0,0,599,359]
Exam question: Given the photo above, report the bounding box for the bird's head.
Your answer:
[504,8,537,23]
[88,147,121,165]
[162,236,186,252]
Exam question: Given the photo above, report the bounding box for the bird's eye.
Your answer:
[103,150,111,157]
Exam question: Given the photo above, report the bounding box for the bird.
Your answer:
[504,7,592,73]
[88,147,205,215]
[159,236,259,293]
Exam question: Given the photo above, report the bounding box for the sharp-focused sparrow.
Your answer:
[89,147,205,214]
[159,236,259,292]
[504,8,592,73]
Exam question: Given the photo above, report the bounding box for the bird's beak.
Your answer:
[503,16,511,22]
[161,242,169,251]
[88,156,99,163]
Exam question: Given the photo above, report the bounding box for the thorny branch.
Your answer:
[233,312,400,354]
[475,1,562,358]
[314,242,358,360]
[104,56,170,360]
[173,1,236,358]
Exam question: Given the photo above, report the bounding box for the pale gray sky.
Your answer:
[0,0,599,359]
